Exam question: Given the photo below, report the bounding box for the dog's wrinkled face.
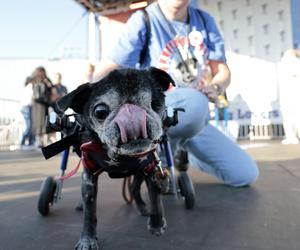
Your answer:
[57,67,174,159]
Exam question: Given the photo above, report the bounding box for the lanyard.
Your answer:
[157,4,192,73]
[157,4,190,39]
[157,4,211,48]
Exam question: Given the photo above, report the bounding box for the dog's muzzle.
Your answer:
[113,104,148,144]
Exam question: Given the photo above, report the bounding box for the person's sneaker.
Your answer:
[174,150,189,171]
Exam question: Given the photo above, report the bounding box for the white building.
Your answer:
[198,0,300,62]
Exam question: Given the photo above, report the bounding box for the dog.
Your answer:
[56,67,175,250]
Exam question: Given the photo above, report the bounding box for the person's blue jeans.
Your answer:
[20,105,34,145]
[165,88,259,187]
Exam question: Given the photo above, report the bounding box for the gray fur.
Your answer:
[58,68,174,250]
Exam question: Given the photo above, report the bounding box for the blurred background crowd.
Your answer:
[0,0,300,151]
[10,63,95,151]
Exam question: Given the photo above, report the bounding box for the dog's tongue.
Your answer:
[114,104,148,144]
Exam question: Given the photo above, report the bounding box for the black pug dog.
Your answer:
[56,67,175,250]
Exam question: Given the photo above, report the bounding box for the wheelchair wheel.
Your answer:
[37,176,57,216]
[178,171,195,209]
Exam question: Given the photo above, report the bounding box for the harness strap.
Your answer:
[80,141,107,175]
[122,176,134,204]
[143,160,156,175]
[42,133,77,159]
[59,158,82,181]
[139,8,150,66]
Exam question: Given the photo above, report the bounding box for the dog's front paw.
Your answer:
[147,217,167,237]
[75,236,99,250]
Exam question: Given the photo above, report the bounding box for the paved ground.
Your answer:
[1,141,300,250]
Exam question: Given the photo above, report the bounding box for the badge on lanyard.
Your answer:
[188,29,204,47]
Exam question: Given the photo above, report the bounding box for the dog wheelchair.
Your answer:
[37,107,196,216]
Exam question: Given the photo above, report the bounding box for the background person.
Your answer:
[20,76,35,149]
[82,63,95,83]
[94,0,258,187]
[50,72,68,103]
[31,66,52,148]
[48,72,68,143]
[279,49,300,144]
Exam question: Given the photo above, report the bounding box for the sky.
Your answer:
[0,0,88,59]
[0,0,200,60]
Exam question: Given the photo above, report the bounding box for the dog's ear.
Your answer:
[148,67,176,91]
[56,83,92,114]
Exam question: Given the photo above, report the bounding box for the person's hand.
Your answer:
[200,85,220,104]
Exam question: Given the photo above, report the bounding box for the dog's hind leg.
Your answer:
[75,170,99,250]
[144,173,167,237]
[131,172,149,216]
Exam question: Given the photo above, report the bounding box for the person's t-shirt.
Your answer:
[108,2,226,88]
[54,84,68,97]
[50,84,68,103]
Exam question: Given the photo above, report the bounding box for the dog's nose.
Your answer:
[113,104,148,144]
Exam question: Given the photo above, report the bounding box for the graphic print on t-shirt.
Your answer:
[158,28,210,89]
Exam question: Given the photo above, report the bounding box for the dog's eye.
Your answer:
[94,104,110,121]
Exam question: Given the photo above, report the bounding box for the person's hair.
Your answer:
[32,66,46,80]
[36,66,46,75]
[32,66,52,85]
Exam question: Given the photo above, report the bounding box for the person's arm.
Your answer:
[93,10,148,82]
[201,60,230,103]
[210,60,231,92]
[199,11,231,103]
[93,59,120,82]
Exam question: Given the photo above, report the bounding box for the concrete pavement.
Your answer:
[1,142,300,250]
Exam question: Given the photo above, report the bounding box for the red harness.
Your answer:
[80,141,157,178]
